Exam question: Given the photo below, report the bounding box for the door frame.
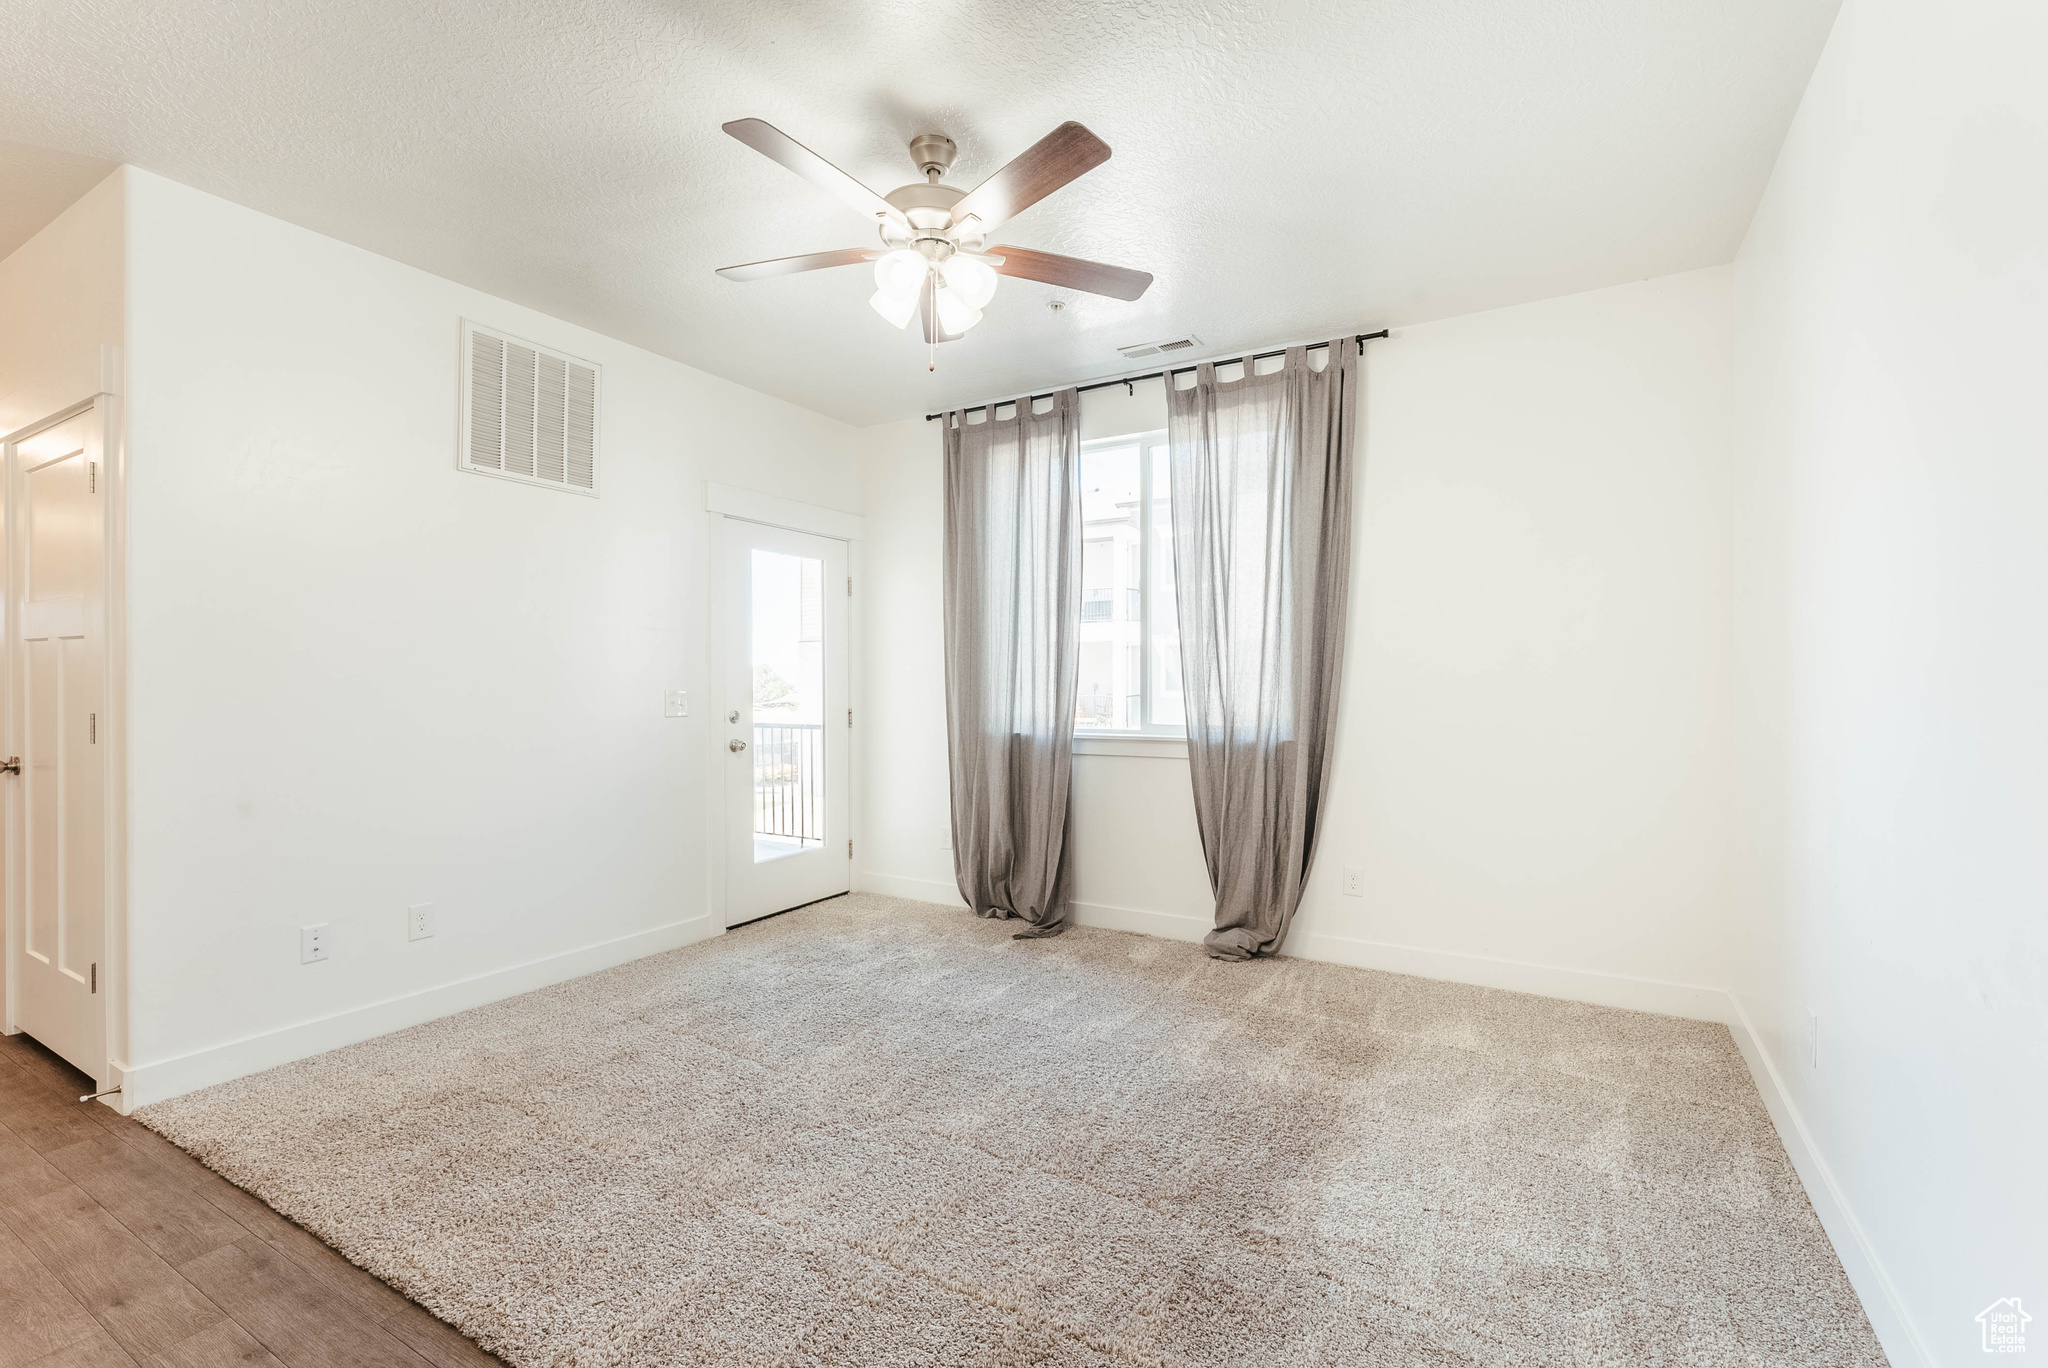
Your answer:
[2,391,128,1102]
[702,484,863,929]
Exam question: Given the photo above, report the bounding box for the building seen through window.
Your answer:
[1077,432,1183,734]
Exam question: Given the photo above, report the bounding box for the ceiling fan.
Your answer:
[715,119,1154,350]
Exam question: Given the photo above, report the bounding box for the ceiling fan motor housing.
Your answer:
[908,132,958,179]
[880,180,977,256]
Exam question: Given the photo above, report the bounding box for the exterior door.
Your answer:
[7,408,105,1075]
[717,516,850,925]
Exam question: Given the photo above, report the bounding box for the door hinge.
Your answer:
[90,962,97,993]
[846,576,852,596]
[847,839,853,859]
[89,713,97,744]
[89,461,97,493]
[847,708,853,728]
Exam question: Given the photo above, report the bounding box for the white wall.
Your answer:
[0,168,122,437]
[1299,272,1734,1011]
[1730,0,2048,1361]
[120,169,862,1103]
[853,414,952,903]
[859,268,1736,1017]
[0,168,125,1037]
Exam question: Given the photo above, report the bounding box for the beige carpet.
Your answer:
[140,893,1886,1367]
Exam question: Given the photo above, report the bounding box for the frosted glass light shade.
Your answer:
[942,254,999,311]
[873,249,926,300]
[869,288,919,329]
[934,285,983,334]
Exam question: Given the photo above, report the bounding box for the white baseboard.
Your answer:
[857,877,1726,1021]
[1070,899,1209,943]
[121,914,719,1110]
[1724,995,1931,1368]
[854,870,968,908]
[1286,928,1734,1023]
[856,876,1211,946]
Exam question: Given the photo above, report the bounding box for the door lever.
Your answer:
[728,738,748,752]
[0,757,18,775]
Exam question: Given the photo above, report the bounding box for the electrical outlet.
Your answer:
[664,689,688,718]
[408,902,435,941]
[940,833,952,851]
[301,923,331,964]
[1342,867,1364,897]
[1805,1009,1819,1069]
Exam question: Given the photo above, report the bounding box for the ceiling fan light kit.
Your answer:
[716,117,1154,364]
[868,286,920,329]
[933,285,983,335]
[945,255,1000,308]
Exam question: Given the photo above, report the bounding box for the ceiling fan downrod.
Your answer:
[909,132,957,183]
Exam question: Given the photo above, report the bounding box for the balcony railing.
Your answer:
[754,722,823,843]
[1075,693,1144,729]
[1081,588,1144,623]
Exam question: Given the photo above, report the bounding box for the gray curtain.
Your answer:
[1167,343,1358,959]
[941,389,1081,937]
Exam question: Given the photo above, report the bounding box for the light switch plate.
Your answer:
[301,923,331,963]
[408,902,435,941]
[664,689,688,718]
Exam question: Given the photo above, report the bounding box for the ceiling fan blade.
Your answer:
[949,122,1111,235]
[920,275,964,344]
[715,248,876,282]
[722,118,907,227]
[987,246,1153,302]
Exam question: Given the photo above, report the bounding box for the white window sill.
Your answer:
[1072,733,1188,759]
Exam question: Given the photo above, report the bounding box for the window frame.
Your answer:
[1075,429,1183,739]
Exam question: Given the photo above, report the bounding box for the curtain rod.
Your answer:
[922,330,1389,422]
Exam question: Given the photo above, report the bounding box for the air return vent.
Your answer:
[1116,335,1200,361]
[460,321,599,495]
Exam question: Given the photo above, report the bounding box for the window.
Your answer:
[1076,431,1181,734]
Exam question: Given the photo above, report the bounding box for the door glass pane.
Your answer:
[751,549,825,862]
[1148,444,1184,728]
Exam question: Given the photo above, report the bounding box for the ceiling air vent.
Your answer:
[460,321,599,496]
[1116,335,1200,361]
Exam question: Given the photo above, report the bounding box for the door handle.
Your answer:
[728,739,747,753]
[0,757,18,776]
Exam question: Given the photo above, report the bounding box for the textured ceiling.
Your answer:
[0,0,1839,425]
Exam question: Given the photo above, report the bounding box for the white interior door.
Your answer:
[717,516,850,925]
[7,408,106,1075]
